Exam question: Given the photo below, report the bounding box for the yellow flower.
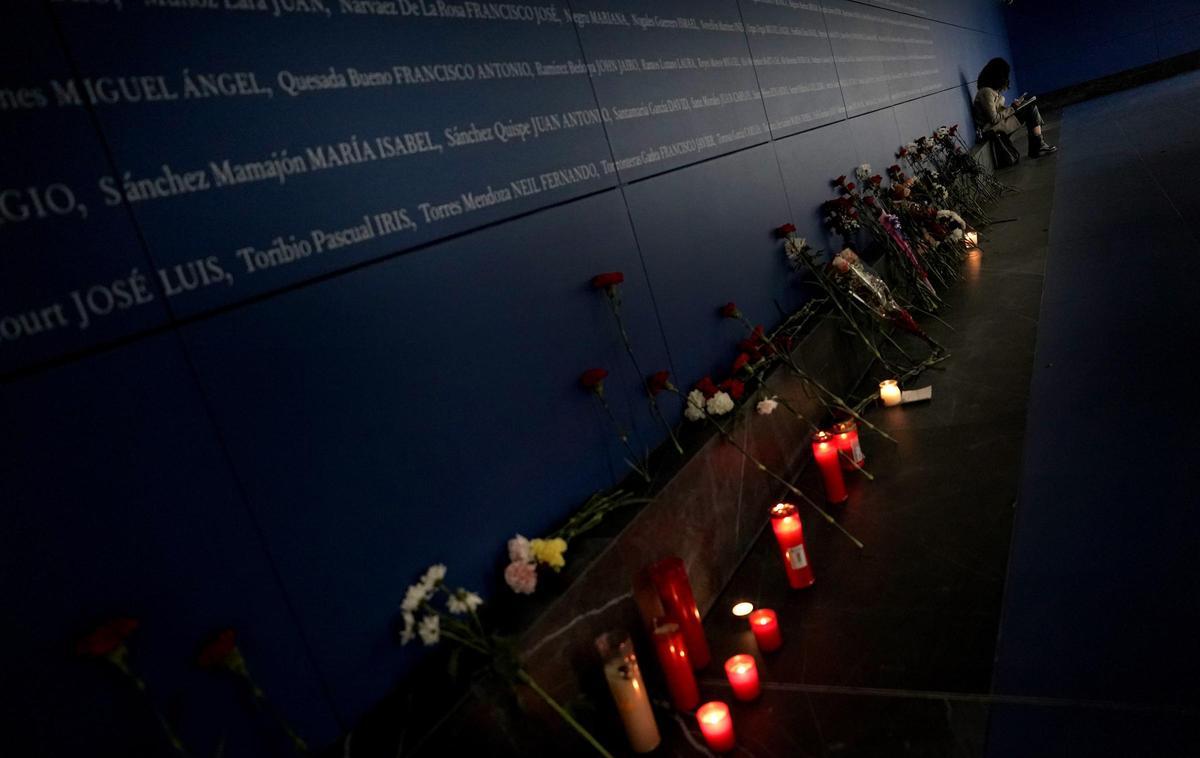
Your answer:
[530,538,568,571]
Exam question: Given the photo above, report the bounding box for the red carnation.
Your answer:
[579,368,608,391]
[732,353,751,374]
[591,271,624,289]
[845,182,856,192]
[898,146,908,157]
[646,370,672,396]
[719,378,745,400]
[76,617,139,658]
[833,175,847,187]
[869,175,883,186]
[696,376,719,398]
[865,196,877,207]
[775,223,797,238]
[949,124,959,136]
[719,302,741,319]
[196,628,239,669]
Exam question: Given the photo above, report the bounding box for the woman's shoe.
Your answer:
[1029,136,1058,157]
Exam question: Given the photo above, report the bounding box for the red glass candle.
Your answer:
[724,654,761,701]
[833,419,866,472]
[812,431,849,504]
[696,701,736,752]
[646,557,710,669]
[652,620,700,711]
[769,502,815,589]
[749,609,782,652]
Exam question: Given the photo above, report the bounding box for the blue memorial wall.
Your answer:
[0,0,1013,753]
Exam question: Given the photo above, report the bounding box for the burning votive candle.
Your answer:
[696,701,736,753]
[965,229,979,248]
[731,601,754,618]
[879,379,902,407]
[748,609,783,652]
[596,631,661,753]
[651,620,700,711]
[724,654,761,701]
[811,431,849,504]
[769,502,815,589]
[833,419,866,472]
[647,558,710,669]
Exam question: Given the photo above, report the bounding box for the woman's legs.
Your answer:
[1019,104,1056,156]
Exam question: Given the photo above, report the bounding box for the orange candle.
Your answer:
[748,609,782,652]
[724,654,760,701]
[833,419,865,471]
[696,701,736,752]
[769,502,815,589]
[811,431,848,504]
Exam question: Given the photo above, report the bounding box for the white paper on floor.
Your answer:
[901,386,933,403]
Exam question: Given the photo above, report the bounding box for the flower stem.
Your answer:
[109,658,189,756]
[593,393,651,482]
[604,292,684,455]
[790,241,904,375]
[516,670,614,758]
[238,669,309,755]
[678,391,864,549]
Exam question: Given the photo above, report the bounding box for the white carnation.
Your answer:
[420,564,447,588]
[401,583,426,613]
[507,534,532,564]
[855,163,872,181]
[950,229,964,241]
[684,390,707,421]
[706,391,735,416]
[905,142,918,154]
[756,397,779,416]
[399,611,416,645]
[784,238,810,271]
[447,589,483,615]
[937,209,965,228]
[418,614,440,646]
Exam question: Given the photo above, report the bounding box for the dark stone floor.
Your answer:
[984,72,1200,756]
[626,138,1059,756]
[629,74,1200,758]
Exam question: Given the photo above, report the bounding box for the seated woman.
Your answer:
[973,57,1056,162]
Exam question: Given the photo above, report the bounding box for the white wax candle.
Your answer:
[879,380,902,407]
[604,657,661,753]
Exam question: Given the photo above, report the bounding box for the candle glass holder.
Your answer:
[696,701,736,753]
[769,502,815,589]
[724,654,761,701]
[811,431,849,505]
[833,419,866,472]
[651,619,700,711]
[879,379,902,407]
[748,608,783,652]
[646,557,710,669]
[596,631,661,754]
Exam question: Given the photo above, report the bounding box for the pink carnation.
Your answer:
[504,561,538,594]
